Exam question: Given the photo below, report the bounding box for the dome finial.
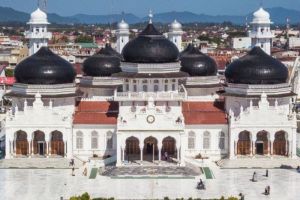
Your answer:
[148,9,153,24]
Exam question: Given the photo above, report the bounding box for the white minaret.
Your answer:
[25,8,52,56]
[116,19,130,54]
[249,7,274,55]
[168,20,183,51]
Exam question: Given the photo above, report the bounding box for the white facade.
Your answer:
[232,37,251,50]
[25,8,52,56]
[116,20,130,54]
[168,20,184,51]
[248,7,274,55]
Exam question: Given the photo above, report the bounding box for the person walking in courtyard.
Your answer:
[266,169,269,177]
[72,167,75,176]
[252,171,257,182]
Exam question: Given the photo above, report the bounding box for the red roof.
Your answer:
[73,101,118,125]
[0,77,15,86]
[182,101,227,125]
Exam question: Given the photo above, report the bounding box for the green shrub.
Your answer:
[227,197,239,200]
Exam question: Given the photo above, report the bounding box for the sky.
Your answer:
[1,0,300,17]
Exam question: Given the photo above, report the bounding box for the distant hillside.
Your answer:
[0,6,299,25]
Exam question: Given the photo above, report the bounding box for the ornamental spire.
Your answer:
[148,9,153,24]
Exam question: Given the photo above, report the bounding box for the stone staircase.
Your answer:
[0,158,82,169]
[217,157,300,169]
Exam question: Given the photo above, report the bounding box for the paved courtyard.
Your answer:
[0,167,299,200]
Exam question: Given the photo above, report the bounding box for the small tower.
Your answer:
[168,20,183,51]
[116,19,130,54]
[25,8,52,56]
[249,7,274,55]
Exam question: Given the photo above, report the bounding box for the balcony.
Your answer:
[25,32,52,39]
[114,91,187,101]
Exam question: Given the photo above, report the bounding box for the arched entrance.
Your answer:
[33,131,46,156]
[15,131,28,156]
[237,131,251,155]
[143,136,158,162]
[162,136,176,157]
[51,131,64,156]
[125,136,140,162]
[273,131,287,156]
[256,131,269,155]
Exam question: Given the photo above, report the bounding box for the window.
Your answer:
[164,85,168,91]
[143,85,148,92]
[219,132,225,150]
[133,85,137,92]
[154,80,159,84]
[91,131,98,149]
[76,131,83,149]
[154,85,159,92]
[106,131,113,149]
[188,131,196,149]
[172,84,176,91]
[203,131,210,149]
[125,84,129,91]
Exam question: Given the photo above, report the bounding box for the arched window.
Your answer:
[91,131,98,149]
[106,131,113,149]
[76,131,83,149]
[188,131,196,149]
[203,131,210,149]
[219,131,225,150]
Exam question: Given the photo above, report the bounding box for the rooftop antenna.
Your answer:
[245,16,249,32]
[286,17,290,50]
[149,9,153,24]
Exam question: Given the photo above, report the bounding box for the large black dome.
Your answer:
[225,47,288,84]
[83,44,122,77]
[180,44,217,76]
[14,47,76,85]
[122,23,179,63]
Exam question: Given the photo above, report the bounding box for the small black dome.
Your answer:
[225,47,288,84]
[14,47,76,85]
[122,23,179,63]
[180,44,217,76]
[180,43,194,58]
[83,44,122,77]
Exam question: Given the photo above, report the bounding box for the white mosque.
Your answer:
[2,7,298,167]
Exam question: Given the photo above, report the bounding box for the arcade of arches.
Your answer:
[236,130,289,157]
[123,136,179,164]
[12,130,67,157]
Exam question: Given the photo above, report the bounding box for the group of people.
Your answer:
[252,170,271,196]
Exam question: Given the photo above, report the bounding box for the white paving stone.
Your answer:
[0,168,299,200]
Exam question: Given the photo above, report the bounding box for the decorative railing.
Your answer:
[114,91,187,101]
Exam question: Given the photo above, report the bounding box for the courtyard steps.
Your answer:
[217,157,300,169]
[0,157,81,169]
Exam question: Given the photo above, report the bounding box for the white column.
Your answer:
[28,140,32,158]
[177,147,180,166]
[64,141,67,158]
[45,134,50,158]
[67,128,73,159]
[116,134,122,166]
[13,140,16,156]
[5,137,11,159]
[229,130,235,159]
[139,143,144,165]
[122,147,125,162]
[179,133,185,166]
[157,141,162,165]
